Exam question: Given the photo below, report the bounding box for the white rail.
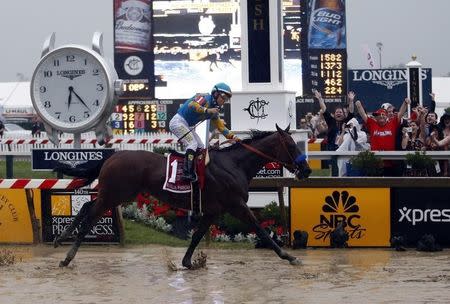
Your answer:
[0,131,180,154]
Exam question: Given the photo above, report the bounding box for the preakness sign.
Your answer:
[41,189,121,243]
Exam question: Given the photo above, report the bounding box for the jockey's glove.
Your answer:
[226,133,240,141]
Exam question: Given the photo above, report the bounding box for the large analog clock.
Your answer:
[30,32,122,145]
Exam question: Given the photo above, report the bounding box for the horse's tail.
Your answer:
[53,152,114,187]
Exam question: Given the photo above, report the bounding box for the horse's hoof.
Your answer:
[53,237,61,248]
[59,260,69,267]
[289,258,302,266]
[182,260,192,269]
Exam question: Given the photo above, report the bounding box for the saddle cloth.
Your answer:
[163,153,192,193]
[162,151,207,193]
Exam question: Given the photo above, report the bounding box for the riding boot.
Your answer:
[182,149,197,182]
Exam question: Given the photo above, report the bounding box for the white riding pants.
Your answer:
[169,114,204,151]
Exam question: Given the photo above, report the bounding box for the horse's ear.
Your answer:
[276,124,283,133]
[275,123,290,133]
[285,123,291,133]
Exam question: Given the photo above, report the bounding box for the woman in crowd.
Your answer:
[401,119,425,151]
[335,117,370,176]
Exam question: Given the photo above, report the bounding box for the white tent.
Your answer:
[0,82,35,121]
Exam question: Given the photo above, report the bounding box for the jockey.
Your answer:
[169,82,239,181]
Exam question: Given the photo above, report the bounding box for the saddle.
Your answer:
[163,149,207,217]
[163,149,207,193]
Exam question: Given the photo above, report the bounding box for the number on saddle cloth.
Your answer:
[162,149,207,193]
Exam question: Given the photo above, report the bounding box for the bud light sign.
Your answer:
[348,68,432,112]
[391,188,450,247]
[308,0,346,49]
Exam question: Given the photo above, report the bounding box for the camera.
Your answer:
[404,127,412,133]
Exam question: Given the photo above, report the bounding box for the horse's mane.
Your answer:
[214,129,275,152]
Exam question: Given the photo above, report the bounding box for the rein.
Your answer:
[239,133,296,170]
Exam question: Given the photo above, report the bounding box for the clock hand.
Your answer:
[68,87,73,109]
[71,88,91,111]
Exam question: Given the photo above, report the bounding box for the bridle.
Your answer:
[239,132,299,172]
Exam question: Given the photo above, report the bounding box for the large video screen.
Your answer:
[153,0,303,99]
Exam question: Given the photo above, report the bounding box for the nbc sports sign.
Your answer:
[290,188,390,246]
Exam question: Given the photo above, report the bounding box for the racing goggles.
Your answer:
[220,93,231,102]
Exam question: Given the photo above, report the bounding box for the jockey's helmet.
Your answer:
[212,82,232,98]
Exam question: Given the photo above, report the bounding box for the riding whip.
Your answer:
[177,118,207,143]
[177,109,220,143]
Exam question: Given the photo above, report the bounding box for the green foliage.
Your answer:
[162,209,177,224]
[220,213,251,235]
[405,151,434,170]
[259,201,282,224]
[0,161,57,178]
[152,146,171,155]
[124,219,188,246]
[124,219,253,249]
[350,150,383,176]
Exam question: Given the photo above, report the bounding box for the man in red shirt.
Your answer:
[355,98,410,175]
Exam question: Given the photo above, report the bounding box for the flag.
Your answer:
[361,44,376,69]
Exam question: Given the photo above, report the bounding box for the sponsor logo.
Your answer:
[288,99,293,119]
[57,69,85,80]
[124,55,143,76]
[43,151,104,168]
[0,194,19,227]
[256,162,282,177]
[373,130,393,137]
[351,69,428,90]
[398,206,450,226]
[312,190,366,242]
[243,97,269,123]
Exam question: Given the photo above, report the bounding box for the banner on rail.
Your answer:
[32,149,116,171]
[290,188,390,246]
[0,189,42,243]
[41,189,121,244]
[391,188,450,246]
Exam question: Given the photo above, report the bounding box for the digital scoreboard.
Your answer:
[307,49,347,98]
[111,99,175,134]
[120,79,151,99]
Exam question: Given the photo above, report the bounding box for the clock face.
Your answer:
[31,47,110,131]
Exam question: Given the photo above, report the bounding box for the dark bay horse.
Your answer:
[54,124,311,268]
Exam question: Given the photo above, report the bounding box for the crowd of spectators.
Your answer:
[298,90,449,176]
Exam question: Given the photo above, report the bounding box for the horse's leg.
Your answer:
[182,215,215,269]
[228,203,301,266]
[59,201,104,267]
[53,200,95,248]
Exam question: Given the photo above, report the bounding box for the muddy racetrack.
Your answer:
[1,245,449,303]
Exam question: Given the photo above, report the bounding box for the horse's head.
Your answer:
[275,124,312,179]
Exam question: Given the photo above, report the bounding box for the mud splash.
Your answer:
[0,245,448,303]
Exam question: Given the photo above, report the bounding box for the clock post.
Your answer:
[31,32,123,147]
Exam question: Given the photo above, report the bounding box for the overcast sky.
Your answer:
[0,0,449,82]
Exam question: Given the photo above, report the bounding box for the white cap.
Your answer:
[381,103,393,110]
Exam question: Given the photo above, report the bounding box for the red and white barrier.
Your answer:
[0,138,176,145]
[0,179,97,189]
[307,138,326,144]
